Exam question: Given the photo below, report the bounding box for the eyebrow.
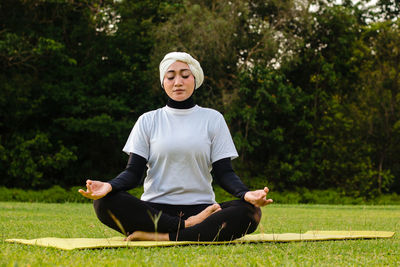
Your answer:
[167,68,191,73]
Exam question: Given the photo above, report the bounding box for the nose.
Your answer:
[174,76,183,86]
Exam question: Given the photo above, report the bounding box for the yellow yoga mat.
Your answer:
[5,231,395,250]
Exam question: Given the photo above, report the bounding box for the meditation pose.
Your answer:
[79,52,273,241]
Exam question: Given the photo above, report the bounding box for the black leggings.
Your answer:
[93,191,262,241]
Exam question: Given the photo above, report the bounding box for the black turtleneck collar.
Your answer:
[167,95,195,109]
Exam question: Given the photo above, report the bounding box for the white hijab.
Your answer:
[159,52,204,89]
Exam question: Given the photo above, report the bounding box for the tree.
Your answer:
[352,19,400,193]
[0,0,172,188]
[226,66,311,190]
[148,0,284,110]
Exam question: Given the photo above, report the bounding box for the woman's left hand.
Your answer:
[244,187,273,207]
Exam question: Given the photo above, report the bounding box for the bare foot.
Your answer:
[124,231,169,241]
[185,204,221,228]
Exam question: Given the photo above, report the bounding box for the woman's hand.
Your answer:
[244,187,273,207]
[78,180,112,200]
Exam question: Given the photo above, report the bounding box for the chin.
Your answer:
[172,95,189,102]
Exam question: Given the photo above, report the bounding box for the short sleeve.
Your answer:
[122,114,150,160]
[210,113,239,163]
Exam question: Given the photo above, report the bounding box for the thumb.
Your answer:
[78,188,90,198]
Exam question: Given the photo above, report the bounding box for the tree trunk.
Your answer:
[378,154,384,194]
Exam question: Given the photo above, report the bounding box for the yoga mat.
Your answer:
[5,231,395,250]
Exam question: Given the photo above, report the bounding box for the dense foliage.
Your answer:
[0,0,399,197]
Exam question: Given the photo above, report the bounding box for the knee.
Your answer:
[245,205,261,234]
[252,206,262,224]
[93,197,104,214]
[245,204,261,227]
[233,201,262,234]
[237,201,262,223]
[93,192,123,223]
[93,197,109,223]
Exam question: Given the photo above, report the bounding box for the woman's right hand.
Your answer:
[78,180,112,200]
[244,187,273,207]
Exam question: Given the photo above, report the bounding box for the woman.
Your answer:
[79,52,273,241]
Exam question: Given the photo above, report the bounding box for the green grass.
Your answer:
[1,202,399,266]
[2,186,400,205]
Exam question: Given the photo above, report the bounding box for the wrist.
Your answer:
[243,191,250,202]
[105,182,112,193]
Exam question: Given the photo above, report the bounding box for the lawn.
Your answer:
[1,202,399,266]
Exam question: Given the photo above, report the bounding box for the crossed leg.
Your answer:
[125,204,222,241]
[94,191,261,242]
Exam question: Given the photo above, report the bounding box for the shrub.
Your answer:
[0,186,399,205]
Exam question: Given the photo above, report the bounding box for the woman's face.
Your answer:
[163,61,195,102]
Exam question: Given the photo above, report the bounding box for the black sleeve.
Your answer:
[108,153,147,192]
[211,157,249,199]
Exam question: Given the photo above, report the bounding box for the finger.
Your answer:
[264,187,269,193]
[78,190,91,198]
[260,199,273,207]
[255,197,273,206]
[86,180,93,193]
[78,189,86,197]
[78,188,98,200]
[258,190,267,199]
[78,188,91,195]
[78,189,86,194]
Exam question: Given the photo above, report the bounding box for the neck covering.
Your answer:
[167,95,195,109]
[159,52,204,90]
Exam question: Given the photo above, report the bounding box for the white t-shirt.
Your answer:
[122,105,238,204]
